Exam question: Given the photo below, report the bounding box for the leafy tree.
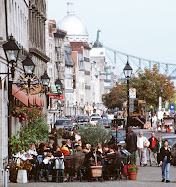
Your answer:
[102,82,127,109]
[78,124,112,147]
[131,64,175,107]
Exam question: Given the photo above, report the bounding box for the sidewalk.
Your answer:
[8,165,176,187]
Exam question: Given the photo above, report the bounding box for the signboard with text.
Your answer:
[129,88,136,99]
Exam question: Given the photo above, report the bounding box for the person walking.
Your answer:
[148,132,158,166]
[126,126,137,163]
[152,114,158,131]
[137,131,150,166]
[159,140,171,183]
[156,136,162,166]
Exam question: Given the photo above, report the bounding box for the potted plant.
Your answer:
[16,160,33,183]
[127,164,139,180]
[90,152,103,178]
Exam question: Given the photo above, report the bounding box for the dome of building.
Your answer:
[57,2,88,42]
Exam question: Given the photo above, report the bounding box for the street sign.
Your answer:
[129,98,134,112]
[129,88,136,98]
[170,103,175,115]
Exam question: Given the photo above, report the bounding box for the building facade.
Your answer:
[0,0,49,185]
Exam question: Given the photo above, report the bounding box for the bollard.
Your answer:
[4,168,9,187]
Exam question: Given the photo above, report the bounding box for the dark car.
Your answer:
[112,130,125,145]
[54,119,73,129]
[97,119,112,128]
[62,125,74,139]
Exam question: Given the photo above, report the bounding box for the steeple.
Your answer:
[67,1,74,15]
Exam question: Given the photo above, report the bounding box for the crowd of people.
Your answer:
[12,129,122,182]
[126,126,171,183]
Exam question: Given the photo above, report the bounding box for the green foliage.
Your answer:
[102,82,127,109]
[102,64,175,109]
[131,64,175,107]
[78,124,112,147]
[9,107,49,154]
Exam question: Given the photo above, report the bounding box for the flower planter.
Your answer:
[17,170,28,183]
[90,166,102,178]
[9,169,18,183]
[128,171,137,180]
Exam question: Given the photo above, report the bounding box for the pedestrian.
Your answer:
[137,131,150,166]
[126,126,137,164]
[159,140,171,183]
[156,136,162,166]
[148,132,158,166]
[152,113,158,131]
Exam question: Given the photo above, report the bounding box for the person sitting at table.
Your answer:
[86,144,91,153]
[37,142,47,155]
[28,143,38,157]
[61,140,70,156]
[47,139,55,152]
[97,142,103,153]
[104,145,121,180]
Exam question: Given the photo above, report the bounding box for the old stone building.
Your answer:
[0,0,49,185]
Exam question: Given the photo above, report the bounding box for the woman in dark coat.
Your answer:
[159,140,171,183]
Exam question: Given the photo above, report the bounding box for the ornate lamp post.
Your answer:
[55,79,63,95]
[21,55,35,95]
[2,35,20,140]
[123,61,133,137]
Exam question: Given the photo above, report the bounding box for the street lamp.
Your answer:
[21,55,35,95]
[2,35,20,79]
[123,61,133,137]
[55,79,63,95]
[41,70,50,87]
[22,55,35,76]
[2,35,20,151]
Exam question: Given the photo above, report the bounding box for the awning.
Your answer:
[12,86,29,106]
[47,93,64,100]
[12,86,44,107]
[85,106,93,111]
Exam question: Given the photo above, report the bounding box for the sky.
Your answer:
[48,0,176,64]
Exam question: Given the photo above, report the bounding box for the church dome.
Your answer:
[57,2,88,42]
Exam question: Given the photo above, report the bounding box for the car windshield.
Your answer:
[56,120,72,126]
[91,118,101,121]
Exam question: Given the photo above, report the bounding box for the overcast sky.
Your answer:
[48,0,176,64]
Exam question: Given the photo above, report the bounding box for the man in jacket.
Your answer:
[126,126,137,164]
[148,132,158,166]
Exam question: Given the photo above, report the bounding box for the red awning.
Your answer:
[47,93,64,100]
[12,86,44,107]
[12,86,29,106]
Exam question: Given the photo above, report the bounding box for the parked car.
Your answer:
[91,113,100,117]
[89,116,102,125]
[162,135,176,165]
[97,119,112,128]
[77,115,90,123]
[54,119,73,129]
[62,125,74,139]
[112,130,125,145]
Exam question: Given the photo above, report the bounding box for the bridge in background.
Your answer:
[104,46,176,81]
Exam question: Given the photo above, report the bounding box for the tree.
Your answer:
[102,82,127,109]
[78,124,112,147]
[131,64,175,107]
